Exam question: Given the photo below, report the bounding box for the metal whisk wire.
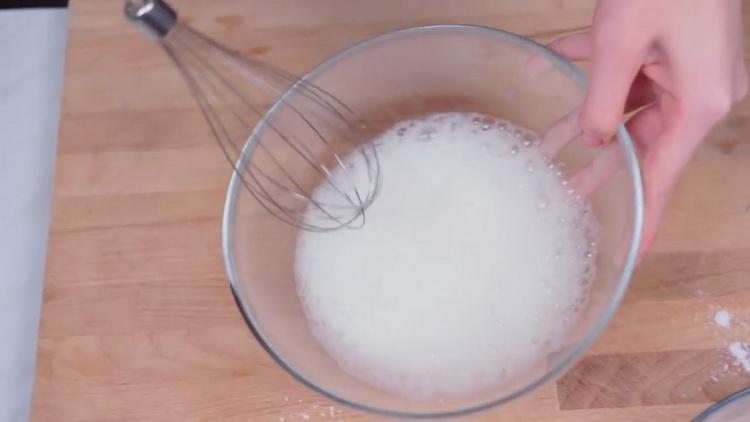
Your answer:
[124,0,380,231]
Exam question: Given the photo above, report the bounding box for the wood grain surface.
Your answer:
[31,0,750,420]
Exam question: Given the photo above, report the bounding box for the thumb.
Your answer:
[580,32,646,145]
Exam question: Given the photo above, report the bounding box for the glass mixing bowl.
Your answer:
[223,24,643,418]
[693,387,750,422]
[692,387,750,422]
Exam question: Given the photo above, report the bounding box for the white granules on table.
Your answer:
[728,341,750,372]
[715,309,732,328]
[709,307,750,374]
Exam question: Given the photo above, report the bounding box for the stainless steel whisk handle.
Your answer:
[122,0,379,231]
[124,0,178,39]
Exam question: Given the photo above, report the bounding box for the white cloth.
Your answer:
[0,8,68,422]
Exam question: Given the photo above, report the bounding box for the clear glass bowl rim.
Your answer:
[692,386,750,422]
[221,23,645,419]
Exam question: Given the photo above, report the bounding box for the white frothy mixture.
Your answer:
[295,112,597,400]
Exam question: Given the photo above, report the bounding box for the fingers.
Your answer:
[623,106,664,257]
[534,33,591,151]
[730,0,748,101]
[624,103,663,151]
[538,20,657,157]
[547,32,592,61]
[540,27,655,150]
[581,1,650,143]
[544,31,603,148]
[735,60,749,101]
[580,52,644,144]
[569,104,661,204]
[541,110,580,156]
[542,73,658,154]
[637,128,692,256]
[633,100,711,255]
[567,104,663,258]
[568,136,623,197]
[527,32,591,79]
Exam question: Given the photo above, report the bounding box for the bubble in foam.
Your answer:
[536,194,550,210]
[480,116,494,131]
[418,127,436,141]
[295,112,598,401]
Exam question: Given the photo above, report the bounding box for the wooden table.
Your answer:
[31,0,750,420]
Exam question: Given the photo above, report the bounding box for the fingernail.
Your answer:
[582,133,603,146]
[526,55,552,79]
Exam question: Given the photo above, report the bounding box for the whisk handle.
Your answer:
[124,0,177,39]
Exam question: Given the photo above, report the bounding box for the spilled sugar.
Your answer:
[728,342,750,372]
[295,112,598,400]
[715,309,732,328]
[275,396,345,421]
[708,307,750,376]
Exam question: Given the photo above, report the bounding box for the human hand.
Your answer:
[547,0,747,257]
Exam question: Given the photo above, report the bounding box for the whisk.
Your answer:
[124,0,380,231]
